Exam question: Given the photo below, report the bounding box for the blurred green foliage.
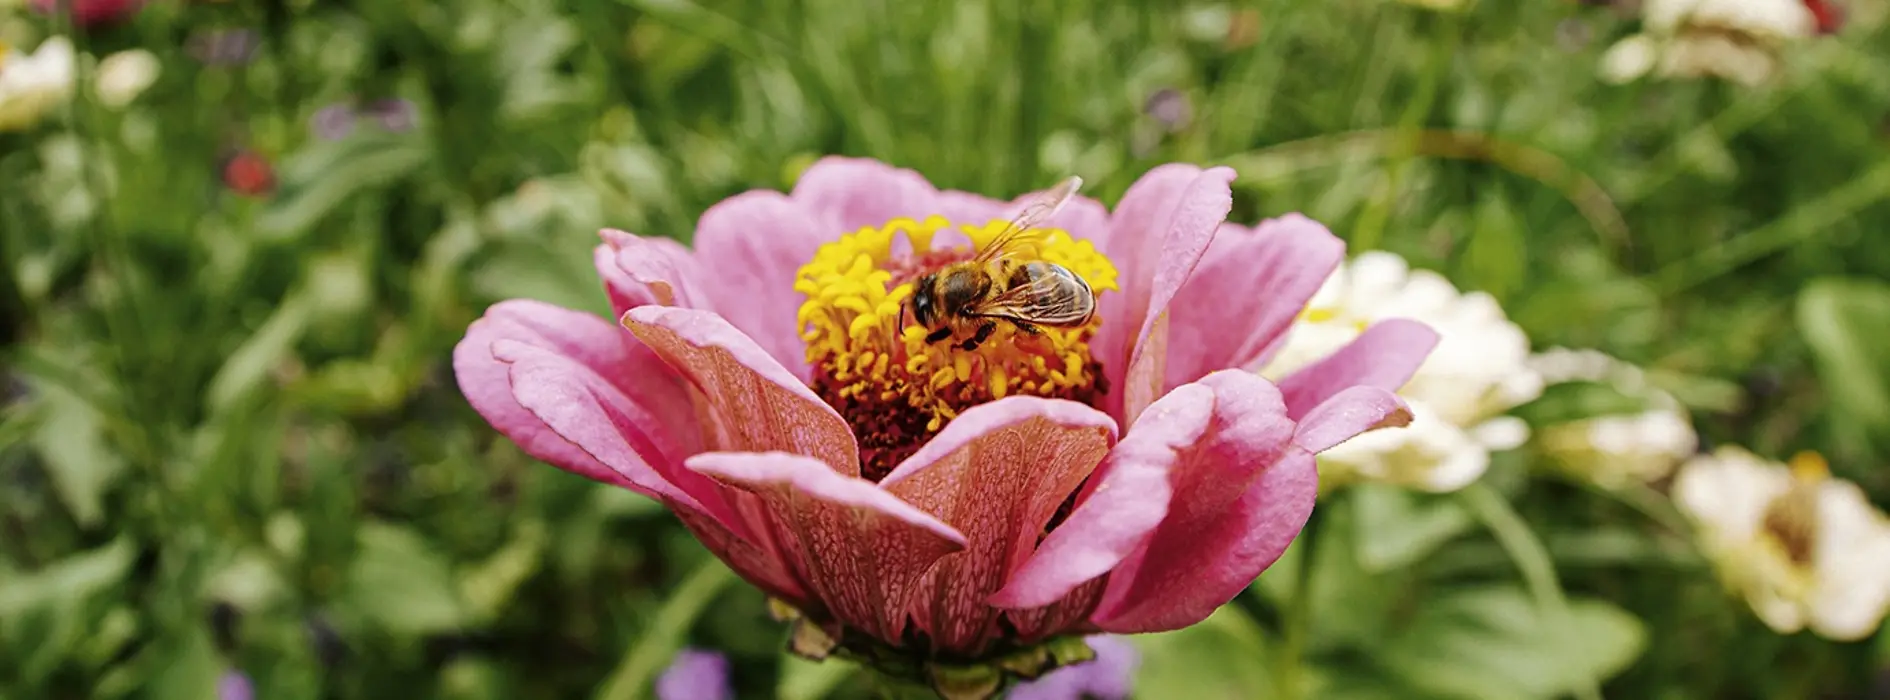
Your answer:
[3,0,1889,698]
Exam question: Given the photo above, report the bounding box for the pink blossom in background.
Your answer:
[453,156,1436,682]
[28,0,145,27]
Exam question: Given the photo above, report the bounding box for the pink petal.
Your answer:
[1003,188,1113,246]
[1275,318,1438,421]
[689,192,832,380]
[932,189,1010,229]
[595,228,713,317]
[453,300,694,490]
[789,156,945,231]
[622,306,863,478]
[989,383,1214,609]
[495,339,732,522]
[688,452,966,642]
[1092,450,1317,633]
[878,398,1116,653]
[1078,370,1303,632]
[1093,165,1238,425]
[1291,385,1413,454]
[1165,216,1346,390]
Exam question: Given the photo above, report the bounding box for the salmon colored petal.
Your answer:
[1166,216,1346,390]
[1091,449,1317,633]
[879,397,1116,652]
[1095,165,1237,425]
[623,305,862,478]
[989,383,1215,609]
[674,507,808,603]
[790,156,945,231]
[453,300,695,491]
[690,192,831,380]
[1292,385,1413,454]
[688,452,967,642]
[1276,318,1438,421]
[595,228,713,317]
[1085,370,1301,632]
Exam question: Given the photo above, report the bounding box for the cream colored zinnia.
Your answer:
[0,36,75,132]
[1599,0,1818,86]
[1529,347,1699,488]
[1673,447,1890,640]
[94,48,159,108]
[1261,251,1542,492]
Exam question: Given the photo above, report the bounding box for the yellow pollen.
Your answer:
[1788,451,1830,483]
[795,215,1120,479]
[1301,306,1340,324]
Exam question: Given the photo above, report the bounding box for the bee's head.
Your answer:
[909,273,939,327]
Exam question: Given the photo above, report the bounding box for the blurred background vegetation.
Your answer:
[3,0,1889,697]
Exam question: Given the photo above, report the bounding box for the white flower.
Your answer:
[1260,251,1542,492]
[0,36,76,132]
[1539,403,1698,488]
[1673,447,1890,641]
[1528,347,1699,487]
[94,48,159,108]
[1599,0,1817,85]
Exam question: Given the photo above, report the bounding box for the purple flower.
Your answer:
[1143,88,1192,132]
[310,104,357,141]
[217,671,254,700]
[1008,636,1139,700]
[365,99,418,132]
[654,648,731,700]
[188,29,260,66]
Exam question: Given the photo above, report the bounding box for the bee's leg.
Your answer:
[959,321,997,351]
[925,327,954,344]
[1008,320,1042,336]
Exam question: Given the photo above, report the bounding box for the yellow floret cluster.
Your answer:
[793,216,1119,433]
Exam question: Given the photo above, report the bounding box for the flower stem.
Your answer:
[1276,508,1323,700]
[1459,483,1603,700]
[1350,11,1460,253]
[593,558,735,700]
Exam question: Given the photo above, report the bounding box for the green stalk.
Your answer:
[1351,11,1459,253]
[1459,483,1603,700]
[593,559,737,700]
[1275,509,1322,700]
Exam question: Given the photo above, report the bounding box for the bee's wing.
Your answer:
[970,269,1093,326]
[974,176,1084,265]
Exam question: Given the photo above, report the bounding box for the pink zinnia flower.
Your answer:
[28,0,144,27]
[454,158,1435,693]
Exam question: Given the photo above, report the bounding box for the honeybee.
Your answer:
[905,176,1097,352]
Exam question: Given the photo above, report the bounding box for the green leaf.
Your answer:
[1509,380,1651,427]
[1377,586,1647,700]
[1351,483,1475,573]
[1132,605,1273,699]
[1463,194,1527,301]
[255,134,430,242]
[344,523,469,636]
[1797,277,1890,432]
[0,537,135,619]
[28,377,125,528]
[460,520,548,624]
[145,626,222,700]
[204,291,314,417]
[777,654,857,700]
